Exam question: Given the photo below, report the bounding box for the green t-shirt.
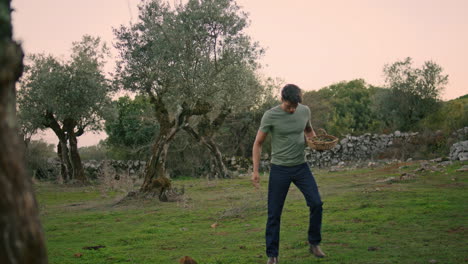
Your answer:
[259,104,312,166]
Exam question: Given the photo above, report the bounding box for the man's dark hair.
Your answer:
[281,84,302,104]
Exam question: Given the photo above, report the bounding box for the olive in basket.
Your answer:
[307,129,338,151]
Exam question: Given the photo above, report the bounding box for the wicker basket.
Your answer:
[307,129,339,151]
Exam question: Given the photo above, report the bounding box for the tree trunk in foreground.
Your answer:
[0,1,48,262]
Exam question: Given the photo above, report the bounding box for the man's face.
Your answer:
[282,100,298,114]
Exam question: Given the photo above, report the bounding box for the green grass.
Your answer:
[36,161,468,264]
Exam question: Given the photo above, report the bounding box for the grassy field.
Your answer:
[35,160,468,264]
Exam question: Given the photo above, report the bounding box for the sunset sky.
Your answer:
[11,0,468,146]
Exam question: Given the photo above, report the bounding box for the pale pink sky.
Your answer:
[12,0,468,147]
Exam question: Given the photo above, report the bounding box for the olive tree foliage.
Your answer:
[183,64,264,179]
[377,57,448,131]
[213,77,280,162]
[17,35,111,183]
[114,0,263,198]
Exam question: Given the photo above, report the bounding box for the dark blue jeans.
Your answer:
[266,163,323,257]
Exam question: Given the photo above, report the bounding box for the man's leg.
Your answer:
[266,164,292,258]
[292,163,323,245]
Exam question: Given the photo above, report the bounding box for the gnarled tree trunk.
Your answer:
[138,93,176,200]
[0,0,48,262]
[140,132,173,201]
[184,106,232,179]
[184,126,230,179]
[57,140,72,182]
[65,122,86,183]
[46,112,73,182]
[68,133,86,182]
[139,94,209,200]
[204,137,230,179]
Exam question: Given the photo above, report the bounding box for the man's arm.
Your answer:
[305,107,316,140]
[252,130,268,189]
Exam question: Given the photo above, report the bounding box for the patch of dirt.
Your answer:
[447,226,465,234]
[327,242,350,247]
[375,162,413,173]
[67,203,83,207]
[161,246,177,250]
[436,183,465,188]
[60,198,123,211]
[367,246,380,251]
[214,232,230,236]
[246,228,262,233]
[83,245,105,250]
[375,184,393,188]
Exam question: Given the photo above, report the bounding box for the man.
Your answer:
[252,84,325,264]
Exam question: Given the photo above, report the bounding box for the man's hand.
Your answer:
[251,171,260,190]
[252,130,267,190]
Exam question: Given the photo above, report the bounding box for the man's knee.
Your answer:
[307,201,323,209]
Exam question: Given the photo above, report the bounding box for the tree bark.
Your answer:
[184,126,230,179]
[204,137,230,179]
[139,133,172,201]
[57,140,72,182]
[0,0,48,262]
[56,143,65,183]
[46,113,72,181]
[139,94,208,200]
[68,133,86,182]
[65,122,86,183]
[138,92,176,200]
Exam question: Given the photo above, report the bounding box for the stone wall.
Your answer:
[82,160,146,179]
[305,127,468,168]
[40,159,147,180]
[450,141,468,161]
[304,131,417,167]
[452,127,468,141]
[39,127,467,179]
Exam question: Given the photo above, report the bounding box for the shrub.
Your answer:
[79,141,109,161]
[25,140,57,179]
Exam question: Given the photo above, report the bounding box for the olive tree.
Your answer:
[18,35,111,183]
[183,64,264,179]
[114,0,263,199]
[0,0,48,262]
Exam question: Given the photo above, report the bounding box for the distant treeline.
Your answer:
[76,59,466,178]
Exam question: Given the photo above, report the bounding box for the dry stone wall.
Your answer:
[40,127,467,179]
[450,140,468,161]
[305,127,468,168]
[305,131,418,167]
[82,160,146,179]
